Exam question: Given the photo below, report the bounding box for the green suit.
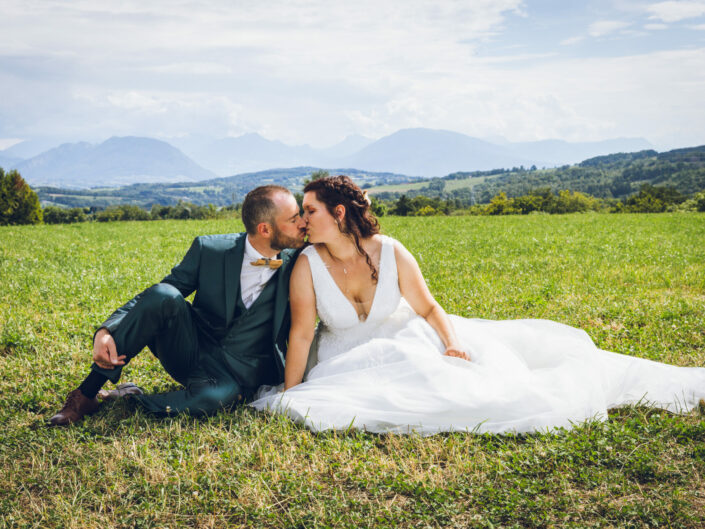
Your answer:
[91,233,298,416]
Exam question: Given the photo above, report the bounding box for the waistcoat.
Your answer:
[219,273,279,389]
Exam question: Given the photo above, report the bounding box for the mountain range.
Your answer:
[5,137,216,187]
[0,128,653,188]
[35,145,705,211]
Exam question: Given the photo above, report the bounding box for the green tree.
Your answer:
[369,195,387,217]
[696,193,705,212]
[0,168,42,225]
[553,190,599,213]
[96,204,150,222]
[484,192,516,215]
[43,206,87,224]
[391,195,413,216]
[415,205,437,216]
[304,169,330,185]
[623,184,684,213]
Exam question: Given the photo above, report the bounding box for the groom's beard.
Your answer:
[270,226,305,251]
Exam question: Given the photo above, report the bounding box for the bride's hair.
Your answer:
[303,175,381,282]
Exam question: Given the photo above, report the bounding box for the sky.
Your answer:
[1,0,704,151]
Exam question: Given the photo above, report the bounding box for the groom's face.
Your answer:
[269,192,306,251]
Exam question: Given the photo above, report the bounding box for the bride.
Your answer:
[250,175,705,435]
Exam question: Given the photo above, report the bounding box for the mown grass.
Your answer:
[369,173,503,194]
[1,213,704,528]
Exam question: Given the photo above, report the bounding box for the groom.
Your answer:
[49,185,306,425]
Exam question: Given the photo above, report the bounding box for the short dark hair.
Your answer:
[241,185,292,235]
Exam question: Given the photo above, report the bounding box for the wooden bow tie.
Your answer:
[251,258,283,269]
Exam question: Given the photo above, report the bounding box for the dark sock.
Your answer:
[78,371,108,399]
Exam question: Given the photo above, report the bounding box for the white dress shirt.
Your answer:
[240,236,278,309]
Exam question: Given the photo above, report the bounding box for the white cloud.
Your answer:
[149,63,233,75]
[690,23,705,28]
[0,1,704,149]
[647,1,705,22]
[0,138,23,150]
[588,20,631,37]
[560,36,585,45]
[644,23,670,29]
[0,0,528,143]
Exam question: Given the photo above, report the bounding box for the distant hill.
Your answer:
[318,134,375,159]
[340,128,543,177]
[0,153,23,170]
[1,138,60,159]
[178,133,318,176]
[503,138,653,167]
[170,128,653,178]
[35,167,421,209]
[12,137,216,187]
[34,145,705,210]
[369,145,705,204]
[3,129,656,184]
[168,133,376,176]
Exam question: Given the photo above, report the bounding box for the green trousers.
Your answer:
[91,283,243,416]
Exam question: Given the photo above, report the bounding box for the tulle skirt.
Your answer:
[251,303,705,435]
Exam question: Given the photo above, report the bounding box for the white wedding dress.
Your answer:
[250,236,705,435]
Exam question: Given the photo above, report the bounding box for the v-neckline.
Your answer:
[313,238,385,323]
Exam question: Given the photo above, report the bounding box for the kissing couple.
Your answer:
[50,176,705,434]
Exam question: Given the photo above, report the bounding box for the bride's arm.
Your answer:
[284,254,318,389]
[394,240,470,361]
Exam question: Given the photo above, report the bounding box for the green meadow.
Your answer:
[369,173,499,194]
[1,213,704,528]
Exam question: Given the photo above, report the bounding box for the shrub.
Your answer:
[0,168,42,225]
[96,204,150,222]
[43,206,87,224]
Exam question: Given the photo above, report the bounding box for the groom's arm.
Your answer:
[159,236,202,297]
[97,236,202,336]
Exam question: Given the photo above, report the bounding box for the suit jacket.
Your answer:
[101,232,298,382]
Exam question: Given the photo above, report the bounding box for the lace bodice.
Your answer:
[303,235,403,360]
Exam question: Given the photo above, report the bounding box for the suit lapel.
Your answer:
[224,234,246,326]
[272,248,296,340]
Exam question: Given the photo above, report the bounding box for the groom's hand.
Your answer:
[444,346,471,362]
[93,328,126,369]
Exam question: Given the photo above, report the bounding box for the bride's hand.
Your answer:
[444,346,471,362]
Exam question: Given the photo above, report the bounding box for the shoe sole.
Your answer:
[98,383,144,401]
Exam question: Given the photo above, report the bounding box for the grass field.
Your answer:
[1,213,704,528]
[368,173,503,194]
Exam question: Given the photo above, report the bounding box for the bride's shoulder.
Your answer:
[368,235,414,268]
[386,238,416,269]
[368,233,399,248]
[375,234,407,253]
[301,244,322,258]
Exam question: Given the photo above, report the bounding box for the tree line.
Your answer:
[374,146,705,207]
[3,167,704,226]
[1,168,241,225]
[381,184,705,216]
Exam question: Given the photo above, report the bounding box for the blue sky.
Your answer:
[1,0,704,151]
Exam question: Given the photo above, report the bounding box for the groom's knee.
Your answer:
[142,283,186,318]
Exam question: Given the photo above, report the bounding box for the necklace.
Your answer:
[326,247,357,293]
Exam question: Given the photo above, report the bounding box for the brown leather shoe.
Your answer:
[48,389,100,426]
[98,382,144,401]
